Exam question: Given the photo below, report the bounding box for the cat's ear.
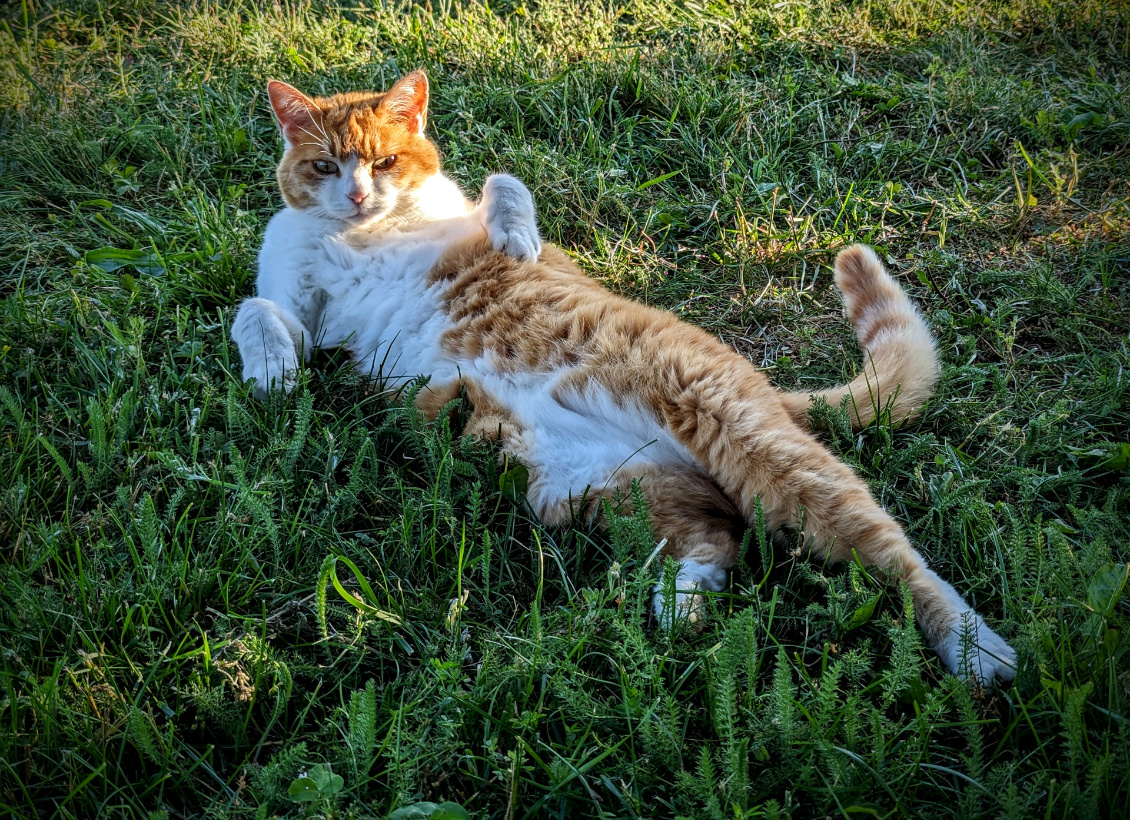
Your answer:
[267,80,321,147]
[381,70,429,135]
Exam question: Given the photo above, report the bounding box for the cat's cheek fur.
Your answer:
[367,177,399,220]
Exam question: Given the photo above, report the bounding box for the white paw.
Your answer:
[652,559,728,630]
[932,611,1017,684]
[231,298,301,400]
[242,348,298,400]
[480,173,541,262]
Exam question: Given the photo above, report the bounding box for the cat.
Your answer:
[231,71,1017,684]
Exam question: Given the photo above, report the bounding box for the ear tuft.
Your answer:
[267,80,321,146]
[381,70,429,135]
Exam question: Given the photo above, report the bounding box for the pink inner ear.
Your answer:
[382,71,429,134]
[267,81,320,144]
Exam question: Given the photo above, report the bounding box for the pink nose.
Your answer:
[348,191,365,206]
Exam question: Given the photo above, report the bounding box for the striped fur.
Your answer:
[424,235,1015,683]
[780,245,940,430]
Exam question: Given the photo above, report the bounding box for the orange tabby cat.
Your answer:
[233,71,1016,683]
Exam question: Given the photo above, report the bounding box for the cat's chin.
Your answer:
[343,211,381,226]
[326,208,390,231]
[343,198,402,227]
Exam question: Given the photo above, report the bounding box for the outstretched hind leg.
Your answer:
[704,421,1016,682]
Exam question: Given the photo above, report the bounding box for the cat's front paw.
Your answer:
[242,348,298,400]
[480,173,541,262]
[932,611,1017,685]
[231,298,301,400]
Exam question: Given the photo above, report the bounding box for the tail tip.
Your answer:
[834,244,900,319]
[833,244,883,288]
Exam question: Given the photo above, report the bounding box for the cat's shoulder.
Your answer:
[412,173,473,221]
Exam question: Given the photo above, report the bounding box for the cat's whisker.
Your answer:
[310,117,331,146]
[295,127,328,152]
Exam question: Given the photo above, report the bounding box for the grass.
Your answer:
[1,0,1128,817]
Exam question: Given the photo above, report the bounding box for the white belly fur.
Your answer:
[458,362,697,518]
[313,220,698,517]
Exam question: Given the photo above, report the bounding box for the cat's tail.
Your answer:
[779,244,939,430]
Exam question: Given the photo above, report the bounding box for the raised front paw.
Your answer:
[480,173,541,262]
[934,611,1018,685]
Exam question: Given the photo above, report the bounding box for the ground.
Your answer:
[1,1,1128,818]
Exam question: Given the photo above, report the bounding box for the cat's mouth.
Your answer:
[340,197,395,225]
[339,205,383,226]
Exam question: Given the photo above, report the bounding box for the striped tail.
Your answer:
[780,244,939,430]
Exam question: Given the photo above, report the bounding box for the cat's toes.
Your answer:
[653,590,708,632]
[232,299,303,400]
[933,611,1017,684]
[491,224,541,262]
[241,349,298,400]
[243,367,295,401]
[652,559,728,631]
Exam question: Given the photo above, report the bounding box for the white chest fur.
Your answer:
[315,219,474,385]
[256,205,697,514]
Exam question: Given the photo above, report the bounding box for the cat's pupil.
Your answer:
[313,159,338,175]
[372,155,396,171]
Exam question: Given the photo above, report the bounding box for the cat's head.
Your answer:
[267,71,441,226]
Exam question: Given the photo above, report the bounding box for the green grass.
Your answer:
[2,0,1129,817]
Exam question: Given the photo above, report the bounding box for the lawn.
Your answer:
[1,0,1128,817]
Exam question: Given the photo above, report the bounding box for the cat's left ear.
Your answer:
[381,70,429,135]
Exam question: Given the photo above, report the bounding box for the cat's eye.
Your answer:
[312,159,338,175]
[372,155,396,171]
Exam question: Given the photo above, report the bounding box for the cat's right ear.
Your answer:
[267,81,321,148]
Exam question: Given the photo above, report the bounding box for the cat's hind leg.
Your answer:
[589,467,742,628]
[231,298,311,399]
[695,417,1016,683]
[449,382,741,629]
[478,174,541,262]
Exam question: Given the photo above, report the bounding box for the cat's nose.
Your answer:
[347,190,365,206]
